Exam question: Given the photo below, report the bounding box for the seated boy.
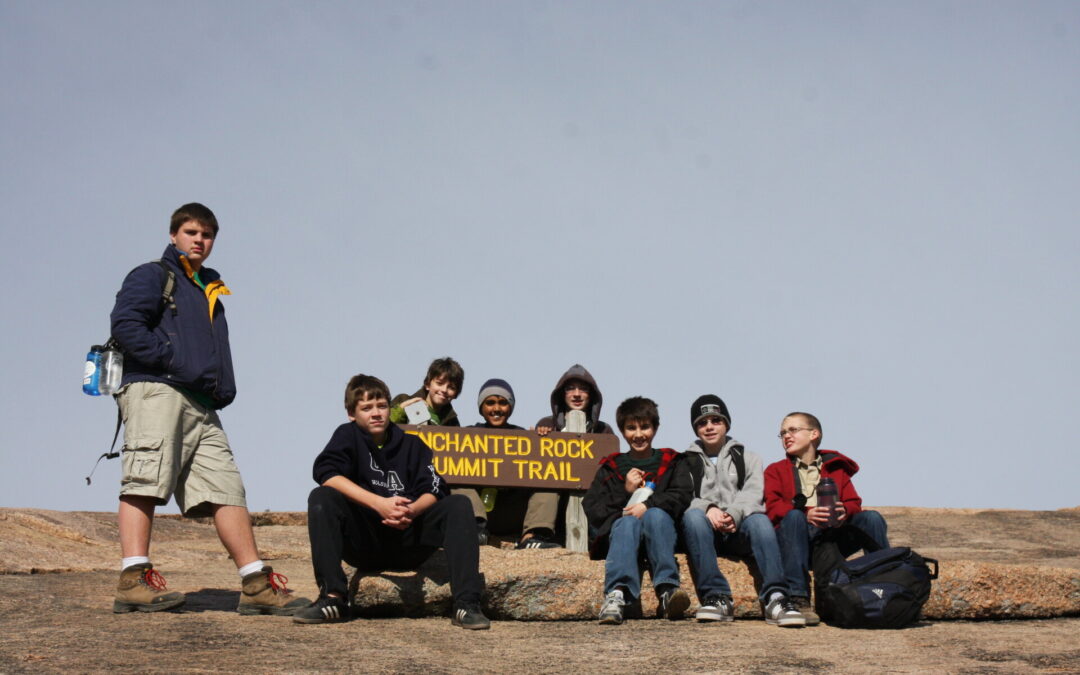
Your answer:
[298,374,489,629]
[390,357,464,427]
[680,395,805,627]
[764,411,889,625]
[464,378,560,549]
[582,396,693,624]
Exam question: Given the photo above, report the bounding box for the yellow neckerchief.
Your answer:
[178,255,232,321]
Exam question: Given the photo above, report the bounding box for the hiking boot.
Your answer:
[113,563,186,613]
[656,585,690,620]
[293,595,350,624]
[238,566,311,616]
[515,529,561,550]
[695,594,734,622]
[451,603,491,630]
[763,593,807,627]
[598,589,627,625]
[793,596,821,626]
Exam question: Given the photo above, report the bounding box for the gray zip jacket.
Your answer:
[684,437,765,528]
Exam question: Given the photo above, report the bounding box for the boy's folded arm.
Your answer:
[409,492,437,516]
[322,474,387,512]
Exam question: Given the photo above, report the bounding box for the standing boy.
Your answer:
[764,412,889,624]
[389,357,464,427]
[680,396,805,627]
[300,374,489,629]
[582,397,693,625]
[536,364,616,551]
[109,203,308,615]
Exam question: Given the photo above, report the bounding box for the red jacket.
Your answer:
[763,450,863,526]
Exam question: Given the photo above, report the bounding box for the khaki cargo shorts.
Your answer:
[117,381,247,517]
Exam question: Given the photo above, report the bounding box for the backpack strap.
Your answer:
[85,404,122,485]
[155,259,177,317]
[730,446,746,491]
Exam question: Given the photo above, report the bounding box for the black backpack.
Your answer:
[814,542,939,628]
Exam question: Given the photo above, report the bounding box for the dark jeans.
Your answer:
[681,510,788,603]
[307,486,483,605]
[777,508,889,598]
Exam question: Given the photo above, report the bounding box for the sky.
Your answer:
[2,1,1078,514]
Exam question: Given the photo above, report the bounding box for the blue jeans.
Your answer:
[604,509,680,599]
[680,509,788,603]
[777,508,889,598]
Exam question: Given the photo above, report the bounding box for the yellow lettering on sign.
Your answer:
[519,437,532,456]
[580,439,594,459]
[539,438,553,457]
[489,458,502,477]
[513,459,530,478]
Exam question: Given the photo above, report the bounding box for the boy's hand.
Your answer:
[375,495,413,524]
[624,468,646,494]
[807,504,847,528]
[623,502,647,519]
[534,425,552,436]
[707,506,736,533]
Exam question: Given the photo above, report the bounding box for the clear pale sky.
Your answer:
[2,1,1077,513]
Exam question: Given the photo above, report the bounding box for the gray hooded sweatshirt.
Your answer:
[684,437,765,528]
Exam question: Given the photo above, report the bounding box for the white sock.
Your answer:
[238,560,266,578]
[121,556,150,571]
[768,591,784,605]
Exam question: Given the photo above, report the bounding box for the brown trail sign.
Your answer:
[402,425,619,491]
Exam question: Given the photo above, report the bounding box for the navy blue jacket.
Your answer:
[313,422,449,502]
[110,245,236,408]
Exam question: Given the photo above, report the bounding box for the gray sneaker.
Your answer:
[764,594,807,627]
[599,589,627,625]
[696,594,734,622]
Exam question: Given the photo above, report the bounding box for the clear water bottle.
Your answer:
[83,345,104,396]
[98,347,124,396]
[626,480,655,507]
[481,487,498,513]
[817,477,839,527]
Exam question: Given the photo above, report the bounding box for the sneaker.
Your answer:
[657,585,690,620]
[451,603,491,630]
[695,594,734,622]
[763,593,807,627]
[793,596,821,626]
[477,524,489,546]
[598,589,627,625]
[514,530,560,550]
[238,566,312,616]
[113,563,186,613]
[292,595,350,624]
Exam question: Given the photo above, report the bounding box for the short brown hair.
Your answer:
[423,357,464,392]
[785,411,822,448]
[616,396,660,431]
[170,202,220,235]
[344,374,390,414]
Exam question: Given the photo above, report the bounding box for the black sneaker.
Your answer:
[451,603,491,630]
[515,529,560,550]
[656,585,690,620]
[292,595,349,624]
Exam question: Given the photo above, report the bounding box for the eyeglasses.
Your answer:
[777,427,813,438]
